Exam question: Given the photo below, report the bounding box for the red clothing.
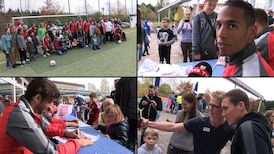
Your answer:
[77,21,83,30]
[88,102,101,125]
[54,38,62,50]
[84,21,91,32]
[28,27,37,36]
[222,42,274,77]
[0,99,80,154]
[43,36,52,49]
[23,31,29,39]
[70,22,77,33]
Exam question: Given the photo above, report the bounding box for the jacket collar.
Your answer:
[256,26,274,39]
[226,41,257,65]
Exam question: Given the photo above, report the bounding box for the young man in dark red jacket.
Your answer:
[216,0,274,76]
[0,78,92,154]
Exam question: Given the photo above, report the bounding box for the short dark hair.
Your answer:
[149,85,154,89]
[224,89,250,111]
[25,78,60,103]
[89,92,97,98]
[162,17,170,23]
[223,0,255,27]
[255,8,268,26]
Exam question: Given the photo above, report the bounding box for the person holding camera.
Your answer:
[177,10,193,63]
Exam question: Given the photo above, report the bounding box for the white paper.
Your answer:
[54,132,100,143]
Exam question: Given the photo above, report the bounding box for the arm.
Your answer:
[1,35,8,51]
[192,14,201,55]
[141,117,185,132]
[177,20,183,34]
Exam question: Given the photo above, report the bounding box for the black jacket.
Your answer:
[231,112,273,154]
[97,119,129,147]
[139,95,162,121]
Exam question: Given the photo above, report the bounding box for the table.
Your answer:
[138,58,225,77]
[62,115,133,154]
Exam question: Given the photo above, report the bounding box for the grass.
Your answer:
[0,28,136,76]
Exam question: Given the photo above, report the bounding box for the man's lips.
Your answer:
[217,42,229,48]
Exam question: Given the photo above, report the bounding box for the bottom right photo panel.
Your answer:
[137,78,274,154]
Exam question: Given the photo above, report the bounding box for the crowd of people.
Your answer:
[138,84,274,154]
[137,0,274,77]
[0,78,137,153]
[1,16,127,71]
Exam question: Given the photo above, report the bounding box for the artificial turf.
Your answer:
[0,28,136,76]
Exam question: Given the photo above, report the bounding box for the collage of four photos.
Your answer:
[0,0,274,154]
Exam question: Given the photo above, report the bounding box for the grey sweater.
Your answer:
[138,143,162,154]
[169,110,204,151]
[17,34,27,49]
[192,11,218,54]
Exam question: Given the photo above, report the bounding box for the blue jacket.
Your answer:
[1,33,11,52]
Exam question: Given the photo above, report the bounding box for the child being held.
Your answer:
[138,128,162,154]
[98,104,128,147]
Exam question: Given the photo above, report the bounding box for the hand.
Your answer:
[75,138,93,146]
[66,121,78,127]
[151,100,157,107]
[193,54,201,61]
[140,117,149,129]
[104,134,110,138]
[67,119,79,123]
[64,130,78,139]
[158,42,163,45]
[137,44,141,48]
[142,101,148,106]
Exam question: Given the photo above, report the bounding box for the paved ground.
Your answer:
[138,33,186,68]
[138,110,231,154]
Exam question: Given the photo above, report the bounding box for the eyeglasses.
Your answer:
[209,103,221,109]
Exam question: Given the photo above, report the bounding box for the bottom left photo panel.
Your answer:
[0,77,137,154]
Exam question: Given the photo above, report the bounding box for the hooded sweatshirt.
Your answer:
[231,112,273,154]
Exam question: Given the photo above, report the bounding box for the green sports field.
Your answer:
[0,28,136,76]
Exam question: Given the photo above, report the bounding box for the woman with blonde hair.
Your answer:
[177,9,193,62]
[98,104,128,147]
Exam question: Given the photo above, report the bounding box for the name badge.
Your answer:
[203,127,210,132]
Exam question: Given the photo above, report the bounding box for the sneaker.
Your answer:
[96,46,100,50]
[43,55,47,57]
[26,59,30,62]
[46,53,51,56]
[22,61,26,64]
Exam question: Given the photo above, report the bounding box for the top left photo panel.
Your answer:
[0,0,137,76]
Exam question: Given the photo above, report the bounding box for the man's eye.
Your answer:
[216,23,221,29]
[228,24,235,29]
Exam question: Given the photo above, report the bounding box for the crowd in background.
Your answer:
[1,17,127,71]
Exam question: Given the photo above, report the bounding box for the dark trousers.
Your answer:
[167,144,194,154]
[105,32,113,41]
[181,42,192,62]
[4,51,12,69]
[159,46,171,64]
[18,48,26,62]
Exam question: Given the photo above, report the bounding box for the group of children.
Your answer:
[1,16,127,70]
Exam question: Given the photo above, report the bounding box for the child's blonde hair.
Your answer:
[102,98,114,111]
[144,128,159,139]
[104,104,124,123]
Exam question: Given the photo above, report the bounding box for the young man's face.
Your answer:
[182,100,193,112]
[144,134,158,148]
[204,0,217,14]
[209,97,223,120]
[221,97,243,125]
[162,20,169,29]
[148,88,154,97]
[216,6,257,56]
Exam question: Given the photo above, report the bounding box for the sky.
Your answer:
[50,77,119,91]
[137,0,270,9]
[139,78,274,100]
[4,0,137,14]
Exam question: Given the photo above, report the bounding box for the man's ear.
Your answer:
[32,94,41,103]
[248,25,257,41]
[238,101,247,111]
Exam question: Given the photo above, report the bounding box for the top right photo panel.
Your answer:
[137,0,274,77]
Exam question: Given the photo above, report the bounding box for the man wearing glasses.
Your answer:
[140,91,234,154]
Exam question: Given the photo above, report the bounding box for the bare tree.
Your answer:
[100,79,110,94]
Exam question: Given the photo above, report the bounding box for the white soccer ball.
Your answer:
[118,40,122,44]
[50,60,56,66]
